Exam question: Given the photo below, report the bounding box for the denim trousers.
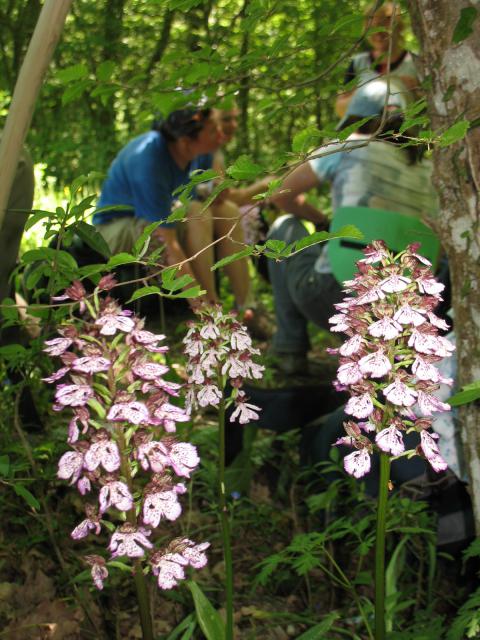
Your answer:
[267,215,343,355]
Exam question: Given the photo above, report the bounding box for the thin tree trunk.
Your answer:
[236,0,251,155]
[145,8,175,81]
[407,0,480,531]
[0,0,73,230]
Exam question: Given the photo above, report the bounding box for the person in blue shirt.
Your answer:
[94,107,250,307]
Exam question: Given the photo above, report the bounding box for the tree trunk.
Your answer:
[236,0,251,155]
[407,0,480,531]
[0,0,73,230]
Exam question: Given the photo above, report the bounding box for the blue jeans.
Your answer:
[267,215,343,355]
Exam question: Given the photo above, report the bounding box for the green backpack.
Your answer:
[328,206,441,283]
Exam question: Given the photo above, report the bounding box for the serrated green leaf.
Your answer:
[211,246,254,270]
[265,239,287,252]
[162,274,194,292]
[188,581,225,640]
[292,126,322,154]
[439,120,470,147]
[0,455,10,476]
[226,155,263,181]
[161,266,178,287]
[127,286,161,303]
[76,221,111,258]
[57,64,89,83]
[14,484,40,510]
[452,7,478,44]
[62,79,92,106]
[96,60,116,82]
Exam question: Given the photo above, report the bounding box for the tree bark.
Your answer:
[407,0,480,531]
[0,0,73,230]
[236,0,251,155]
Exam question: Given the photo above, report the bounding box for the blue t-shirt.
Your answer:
[93,131,208,226]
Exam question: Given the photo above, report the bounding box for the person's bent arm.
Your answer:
[227,176,276,206]
[153,226,203,301]
[271,163,329,229]
[335,91,354,118]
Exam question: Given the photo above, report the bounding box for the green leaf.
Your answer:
[107,253,137,268]
[295,613,339,638]
[24,210,50,232]
[57,64,89,83]
[294,225,362,251]
[14,484,40,510]
[211,246,254,270]
[165,613,196,640]
[107,560,133,572]
[187,581,225,640]
[1,297,19,321]
[265,239,287,253]
[76,221,111,258]
[226,155,263,181]
[96,60,116,82]
[452,7,478,44]
[0,344,27,363]
[127,286,161,303]
[439,120,470,147]
[87,397,107,419]
[449,381,480,407]
[292,126,322,154]
[26,264,47,290]
[337,116,373,141]
[163,274,194,292]
[61,79,92,106]
[0,455,10,476]
[132,221,162,258]
[21,247,53,264]
[166,204,188,223]
[168,0,204,9]
[169,285,203,298]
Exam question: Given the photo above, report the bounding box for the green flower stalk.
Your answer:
[183,304,264,640]
[328,242,454,639]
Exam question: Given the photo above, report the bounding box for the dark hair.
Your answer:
[338,113,426,164]
[152,108,212,142]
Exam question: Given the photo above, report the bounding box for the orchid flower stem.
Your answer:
[375,453,391,640]
[218,394,234,640]
[118,431,154,640]
[133,560,154,640]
